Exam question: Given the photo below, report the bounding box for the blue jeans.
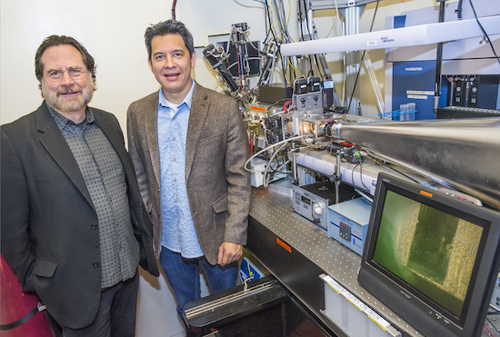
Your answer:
[159,246,238,325]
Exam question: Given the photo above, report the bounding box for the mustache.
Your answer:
[57,86,81,95]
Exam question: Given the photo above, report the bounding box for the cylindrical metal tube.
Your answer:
[335,118,500,207]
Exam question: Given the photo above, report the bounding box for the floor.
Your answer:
[136,267,210,337]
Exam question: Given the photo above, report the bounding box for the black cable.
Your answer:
[300,0,322,78]
[262,0,272,43]
[278,47,289,84]
[486,317,500,335]
[307,66,314,77]
[294,1,304,77]
[301,0,316,77]
[171,0,177,20]
[1,304,40,330]
[358,161,369,191]
[384,164,421,184]
[346,1,379,114]
[456,0,464,19]
[314,54,325,79]
[298,0,305,40]
[265,0,278,43]
[352,163,360,188]
[469,0,500,66]
[264,0,291,84]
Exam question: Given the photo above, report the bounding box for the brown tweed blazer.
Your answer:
[127,82,251,265]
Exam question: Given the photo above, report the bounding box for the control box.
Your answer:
[293,182,335,230]
[490,273,500,311]
[293,182,357,230]
[328,198,372,256]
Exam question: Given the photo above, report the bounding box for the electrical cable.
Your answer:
[240,33,260,51]
[171,0,177,20]
[486,317,500,335]
[298,0,305,41]
[265,0,278,42]
[288,58,304,77]
[285,0,293,31]
[468,0,500,66]
[354,188,373,203]
[265,160,290,187]
[488,309,500,315]
[358,161,369,191]
[314,54,325,79]
[299,0,320,78]
[263,141,289,187]
[484,324,494,337]
[264,0,290,84]
[324,0,343,38]
[244,135,304,172]
[263,0,273,43]
[346,1,380,114]
[272,0,286,39]
[352,162,360,187]
[278,0,292,42]
[235,0,265,8]
[382,163,421,184]
[456,0,464,19]
[274,0,294,83]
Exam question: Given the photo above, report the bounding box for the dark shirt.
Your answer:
[48,107,139,288]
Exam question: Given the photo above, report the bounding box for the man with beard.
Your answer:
[1,35,159,337]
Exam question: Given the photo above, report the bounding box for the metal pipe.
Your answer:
[335,118,500,207]
[292,144,299,185]
[335,151,341,204]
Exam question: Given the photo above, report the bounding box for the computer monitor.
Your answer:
[358,172,500,337]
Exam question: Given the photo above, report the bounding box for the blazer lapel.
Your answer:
[144,92,162,189]
[185,83,208,180]
[36,103,95,211]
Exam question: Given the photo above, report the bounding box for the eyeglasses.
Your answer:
[44,67,88,81]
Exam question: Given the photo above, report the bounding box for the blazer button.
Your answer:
[91,223,97,230]
[93,261,100,268]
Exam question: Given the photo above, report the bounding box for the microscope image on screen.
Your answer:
[373,190,483,317]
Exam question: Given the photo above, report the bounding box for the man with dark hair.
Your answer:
[127,20,250,335]
[1,35,159,337]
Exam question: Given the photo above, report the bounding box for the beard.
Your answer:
[42,83,94,114]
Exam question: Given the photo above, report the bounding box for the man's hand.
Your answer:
[218,242,243,266]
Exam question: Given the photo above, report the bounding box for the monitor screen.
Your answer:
[358,173,500,337]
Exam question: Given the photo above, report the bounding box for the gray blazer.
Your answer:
[127,82,251,265]
[1,102,159,329]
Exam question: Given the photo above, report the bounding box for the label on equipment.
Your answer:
[321,274,391,331]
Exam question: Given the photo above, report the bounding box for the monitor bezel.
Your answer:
[358,172,500,337]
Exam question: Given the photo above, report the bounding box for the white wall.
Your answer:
[0,0,269,128]
[1,0,455,125]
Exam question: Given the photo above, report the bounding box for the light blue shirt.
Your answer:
[157,82,203,258]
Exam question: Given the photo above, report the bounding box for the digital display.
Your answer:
[373,190,483,318]
[359,173,500,337]
[301,195,311,205]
